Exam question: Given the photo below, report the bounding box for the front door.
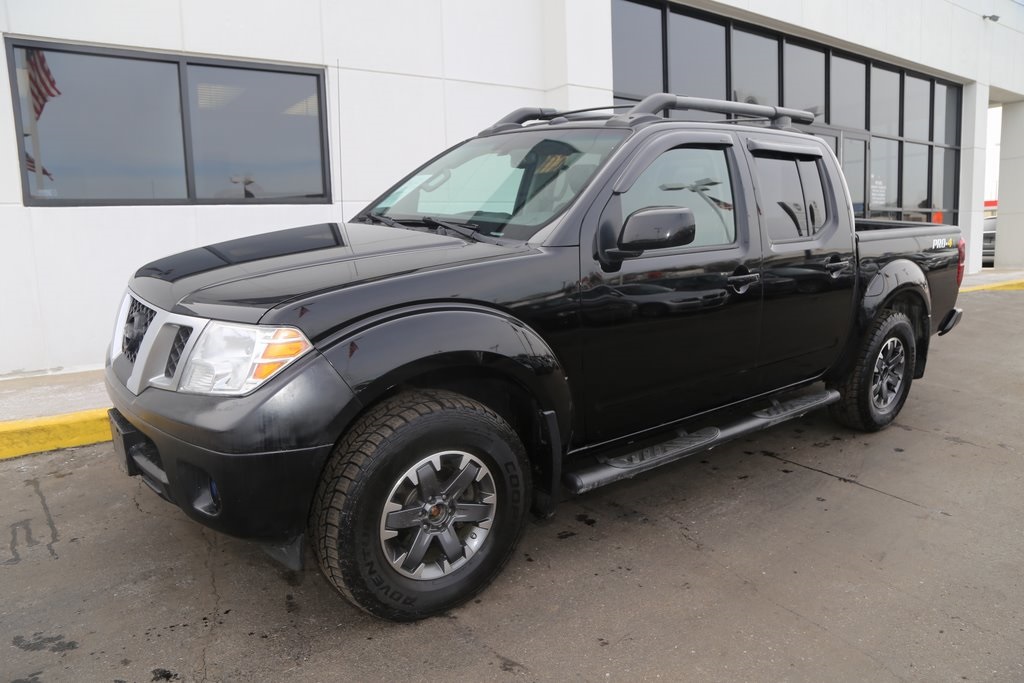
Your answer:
[580,138,763,443]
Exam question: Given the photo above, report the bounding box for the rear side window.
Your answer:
[753,155,829,241]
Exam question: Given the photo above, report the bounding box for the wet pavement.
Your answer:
[2,291,1023,683]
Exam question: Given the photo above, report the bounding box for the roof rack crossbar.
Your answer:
[610,93,816,128]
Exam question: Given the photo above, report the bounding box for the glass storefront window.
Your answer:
[904,76,930,141]
[842,139,866,216]
[934,83,959,146]
[732,29,778,106]
[933,147,957,210]
[12,47,187,201]
[902,142,929,210]
[869,137,899,210]
[9,41,329,205]
[611,0,663,99]
[188,65,325,200]
[870,66,900,135]
[608,1,963,224]
[668,13,726,120]
[829,56,866,129]
[784,43,825,118]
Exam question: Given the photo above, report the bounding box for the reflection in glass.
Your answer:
[784,43,825,117]
[870,66,900,135]
[13,48,186,200]
[842,139,866,216]
[668,13,726,121]
[189,66,324,200]
[732,29,778,106]
[902,142,929,209]
[934,83,960,145]
[612,0,663,99]
[902,211,930,223]
[904,76,930,141]
[933,147,957,209]
[754,156,815,240]
[797,159,828,231]
[829,56,866,128]
[870,137,899,209]
[620,148,736,246]
[369,129,627,241]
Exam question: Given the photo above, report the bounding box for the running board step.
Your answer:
[564,389,840,495]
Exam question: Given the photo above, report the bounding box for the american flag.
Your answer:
[26,48,61,120]
[25,152,54,180]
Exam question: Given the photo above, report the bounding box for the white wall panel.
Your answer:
[325,0,444,78]
[0,207,46,375]
[26,206,199,371]
[883,0,923,65]
[440,0,545,89]
[336,69,447,206]
[561,0,614,92]
[442,80,545,144]
[179,0,324,64]
[5,0,183,51]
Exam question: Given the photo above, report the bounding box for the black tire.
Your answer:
[310,389,530,621]
[829,310,916,432]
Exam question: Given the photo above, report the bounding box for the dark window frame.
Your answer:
[5,38,332,207]
[610,0,963,224]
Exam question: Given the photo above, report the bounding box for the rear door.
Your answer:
[579,131,763,443]
[741,134,856,391]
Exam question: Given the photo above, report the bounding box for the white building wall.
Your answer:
[0,0,1022,376]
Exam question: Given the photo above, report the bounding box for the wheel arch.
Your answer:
[829,261,932,383]
[319,305,573,487]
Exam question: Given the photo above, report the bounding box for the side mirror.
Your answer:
[610,207,696,258]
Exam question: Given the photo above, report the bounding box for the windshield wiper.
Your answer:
[420,216,504,244]
[364,211,402,227]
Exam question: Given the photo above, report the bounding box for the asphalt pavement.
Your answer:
[2,290,1023,683]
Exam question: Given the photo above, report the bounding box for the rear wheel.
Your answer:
[311,389,530,621]
[829,310,916,432]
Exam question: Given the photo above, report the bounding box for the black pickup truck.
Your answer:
[106,94,964,621]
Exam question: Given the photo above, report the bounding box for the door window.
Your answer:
[620,148,736,247]
[753,155,829,241]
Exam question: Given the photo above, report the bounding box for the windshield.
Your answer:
[363,128,628,241]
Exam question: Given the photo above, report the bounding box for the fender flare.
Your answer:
[319,304,573,447]
[843,259,931,379]
[860,259,931,327]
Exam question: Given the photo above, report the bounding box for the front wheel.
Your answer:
[829,310,917,432]
[310,389,530,621]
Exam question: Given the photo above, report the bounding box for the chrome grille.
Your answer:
[122,297,157,364]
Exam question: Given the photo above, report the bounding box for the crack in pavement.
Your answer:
[761,452,951,517]
[25,478,59,559]
[193,528,222,683]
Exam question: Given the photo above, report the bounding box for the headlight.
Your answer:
[179,322,312,396]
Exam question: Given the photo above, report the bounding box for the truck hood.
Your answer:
[128,222,525,323]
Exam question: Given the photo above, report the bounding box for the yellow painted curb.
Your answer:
[0,408,112,460]
[960,278,1024,293]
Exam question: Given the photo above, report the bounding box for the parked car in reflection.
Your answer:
[983,216,997,267]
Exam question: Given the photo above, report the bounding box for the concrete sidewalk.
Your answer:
[1,267,1022,459]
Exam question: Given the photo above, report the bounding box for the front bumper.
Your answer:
[105,351,362,543]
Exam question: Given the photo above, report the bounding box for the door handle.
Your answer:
[825,259,850,277]
[727,272,760,293]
